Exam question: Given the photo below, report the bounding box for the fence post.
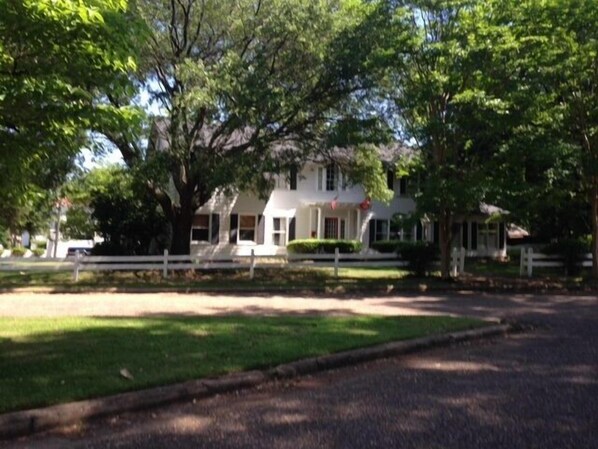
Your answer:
[162,249,169,278]
[460,247,466,274]
[519,247,525,276]
[249,249,255,280]
[451,248,458,277]
[527,247,533,278]
[334,247,339,278]
[73,251,81,282]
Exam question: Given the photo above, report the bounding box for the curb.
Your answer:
[0,323,512,440]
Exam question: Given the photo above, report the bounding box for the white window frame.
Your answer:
[317,164,347,192]
[237,214,257,243]
[478,223,498,250]
[272,217,287,246]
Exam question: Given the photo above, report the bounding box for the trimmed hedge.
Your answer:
[287,239,362,254]
[10,247,26,257]
[371,240,402,253]
[396,241,438,276]
[543,238,590,276]
[32,248,46,257]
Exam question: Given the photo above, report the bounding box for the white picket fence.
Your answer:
[519,247,593,277]
[0,248,467,281]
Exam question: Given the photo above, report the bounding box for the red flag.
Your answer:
[359,197,371,210]
[331,195,339,210]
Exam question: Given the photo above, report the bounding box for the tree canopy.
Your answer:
[0,0,143,235]
[101,0,386,254]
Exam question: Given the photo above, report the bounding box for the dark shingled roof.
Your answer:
[149,118,415,163]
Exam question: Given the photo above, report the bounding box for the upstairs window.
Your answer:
[317,164,347,191]
[387,170,394,191]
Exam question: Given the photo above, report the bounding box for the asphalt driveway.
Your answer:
[2,292,597,448]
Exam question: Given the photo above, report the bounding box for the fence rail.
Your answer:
[0,247,468,281]
[519,248,593,277]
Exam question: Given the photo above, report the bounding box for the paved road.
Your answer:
[3,293,597,449]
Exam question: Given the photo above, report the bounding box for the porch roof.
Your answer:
[301,200,362,209]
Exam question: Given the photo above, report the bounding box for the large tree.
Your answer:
[376,0,518,277]
[507,0,598,276]
[102,0,385,254]
[0,0,143,230]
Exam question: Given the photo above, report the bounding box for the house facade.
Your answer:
[189,161,507,258]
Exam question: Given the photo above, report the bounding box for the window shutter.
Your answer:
[386,170,394,191]
[399,178,407,195]
[288,217,296,242]
[433,221,439,244]
[368,219,376,247]
[290,166,298,190]
[317,167,323,191]
[471,222,478,250]
[211,214,220,244]
[257,214,265,244]
[229,214,238,244]
[416,221,423,241]
[462,221,469,249]
[499,222,506,250]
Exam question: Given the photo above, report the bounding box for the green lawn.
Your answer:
[0,266,415,291]
[0,315,485,413]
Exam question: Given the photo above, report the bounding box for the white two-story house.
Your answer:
[188,150,507,258]
[150,123,506,258]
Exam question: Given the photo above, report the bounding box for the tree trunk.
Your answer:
[169,191,194,255]
[591,176,598,279]
[438,210,453,279]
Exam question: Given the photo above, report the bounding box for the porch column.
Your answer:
[309,207,313,238]
[317,207,322,238]
[356,208,361,240]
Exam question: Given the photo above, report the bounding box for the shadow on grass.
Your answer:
[0,315,484,414]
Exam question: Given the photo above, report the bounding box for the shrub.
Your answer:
[287,239,362,254]
[543,238,590,276]
[33,240,47,250]
[396,241,438,277]
[10,247,26,257]
[371,240,402,254]
[32,248,46,257]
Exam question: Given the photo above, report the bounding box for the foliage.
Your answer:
[500,0,598,277]
[10,247,26,257]
[396,242,438,277]
[287,239,362,254]
[543,238,591,276]
[32,248,46,257]
[344,145,394,204]
[62,205,96,240]
[374,0,518,277]
[64,166,169,255]
[0,226,9,248]
[87,167,169,255]
[371,240,402,254]
[0,0,143,215]
[33,240,47,250]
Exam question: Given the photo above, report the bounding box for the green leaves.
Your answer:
[0,0,143,233]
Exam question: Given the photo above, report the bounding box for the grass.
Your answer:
[0,315,486,413]
[0,267,415,291]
